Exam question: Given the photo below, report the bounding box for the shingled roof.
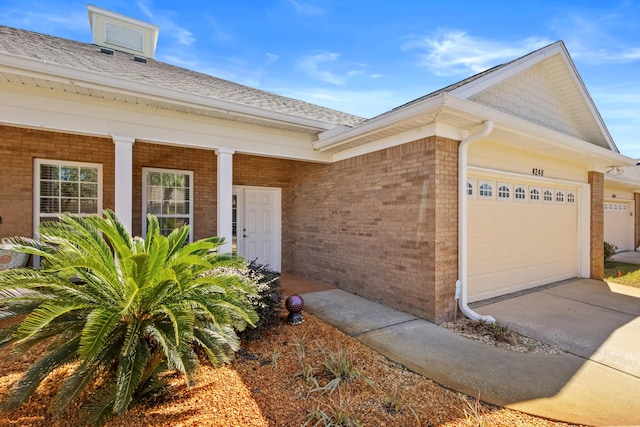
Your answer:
[0,25,365,128]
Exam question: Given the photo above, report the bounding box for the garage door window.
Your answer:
[497,183,511,201]
[567,192,576,204]
[555,190,565,203]
[514,185,527,202]
[529,187,541,202]
[467,179,475,198]
[543,189,553,203]
[479,181,494,199]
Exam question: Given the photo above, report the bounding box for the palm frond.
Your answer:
[79,307,122,361]
[113,337,148,415]
[15,302,86,344]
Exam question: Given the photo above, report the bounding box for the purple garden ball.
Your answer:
[285,294,305,325]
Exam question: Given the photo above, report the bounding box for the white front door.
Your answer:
[233,186,281,272]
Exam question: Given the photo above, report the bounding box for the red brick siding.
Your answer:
[0,125,115,239]
[289,136,459,322]
[589,171,604,279]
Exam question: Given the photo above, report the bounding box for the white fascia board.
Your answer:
[443,95,636,168]
[0,52,335,132]
[314,93,448,150]
[604,174,640,191]
[450,42,565,99]
[331,122,465,162]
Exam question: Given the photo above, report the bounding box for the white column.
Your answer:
[112,135,135,232]
[216,148,235,253]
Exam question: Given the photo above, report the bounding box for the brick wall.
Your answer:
[589,171,604,279]
[132,142,217,240]
[0,125,114,239]
[289,136,459,322]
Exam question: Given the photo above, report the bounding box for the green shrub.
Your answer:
[0,210,258,425]
[604,241,618,261]
[239,260,282,339]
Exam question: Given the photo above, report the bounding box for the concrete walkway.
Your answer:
[286,276,640,426]
[610,250,640,265]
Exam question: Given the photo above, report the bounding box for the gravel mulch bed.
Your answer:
[0,313,582,426]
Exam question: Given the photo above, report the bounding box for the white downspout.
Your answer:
[456,120,496,323]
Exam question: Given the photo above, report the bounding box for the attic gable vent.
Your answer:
[105,22,144,53]
[87,4,159,59]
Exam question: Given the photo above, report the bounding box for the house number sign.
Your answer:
[532,168,544,176]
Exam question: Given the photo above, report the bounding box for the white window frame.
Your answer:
[543,188,554,204]
[497,182,512,201]
[478,180,495,200]
[34,159,103,267]
[34,158,103,229]
[513,184,527,202]
[567,191,576,204]
[529,186,541,203]
[142,167,194,241]
[555,190,566,204]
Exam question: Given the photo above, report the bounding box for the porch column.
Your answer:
[588,171,604,279]
[216,148,235,253]
[112,135,135,231]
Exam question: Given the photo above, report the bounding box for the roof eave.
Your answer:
[0,51,337,133]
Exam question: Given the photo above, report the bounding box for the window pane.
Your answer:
[80,199,98,214]
[40,181,59,197]
[60,167,79,182]
[61,198,79,213]
[162,173,175,187]
[61,182,79,198]
[80,183,97,198]
[40,165,59,180]
[147,172,161,186]
[80,167,98,182]
[40,197,59,213]
[147,201,162,215]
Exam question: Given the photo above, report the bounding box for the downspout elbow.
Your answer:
[457,120,496,323]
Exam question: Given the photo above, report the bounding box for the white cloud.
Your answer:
[0,8,89,35]
[298,52,364,85]
[265,53,279,65]
[136,2,196,47]
[287,0,325,17]
[403,30,551,77]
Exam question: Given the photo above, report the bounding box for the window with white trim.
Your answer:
[529,187,541,202]
[142,168,194,240]
[543,188,553,203]
[497,183,511,200]
[514,185,527,201]
[567,192,576,204]
[35,159,102,229]
[478,181,494,199]
[555,190,565,203]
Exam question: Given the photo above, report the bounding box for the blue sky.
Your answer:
[1,0,639,158]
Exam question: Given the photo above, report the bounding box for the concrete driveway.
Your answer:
[475,279,640,378]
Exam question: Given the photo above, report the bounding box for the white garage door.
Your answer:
[468,177,578,302]
[604,201,635,252]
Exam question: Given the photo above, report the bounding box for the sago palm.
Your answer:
[0,210,258,424]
